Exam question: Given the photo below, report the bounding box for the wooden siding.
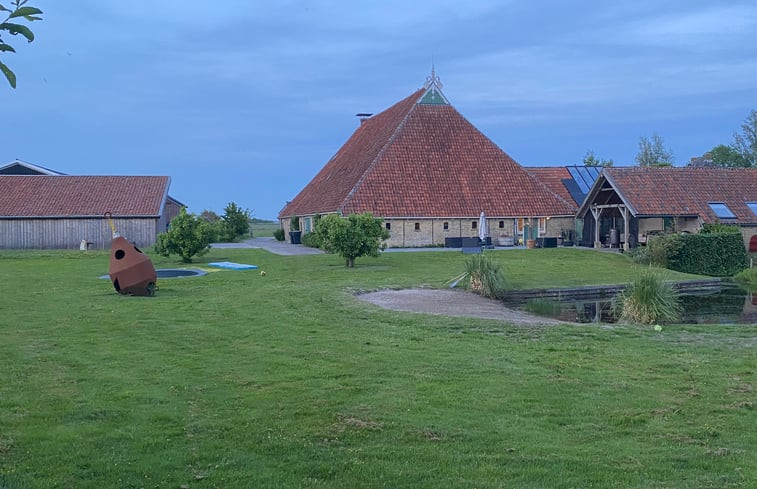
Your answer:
[0,217,160,250]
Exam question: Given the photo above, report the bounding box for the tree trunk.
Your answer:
[346,257,355,268]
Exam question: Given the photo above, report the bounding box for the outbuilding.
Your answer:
[0,175,182,249]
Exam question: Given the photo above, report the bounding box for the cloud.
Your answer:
[621,5,757,47]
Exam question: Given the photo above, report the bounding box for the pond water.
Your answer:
[502,285,756,324]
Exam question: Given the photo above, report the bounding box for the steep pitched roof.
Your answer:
[0,176,171,218]
[0,159,66,175]
[280,84,576,219]
[579,167,757,224]
[526,167,575,204]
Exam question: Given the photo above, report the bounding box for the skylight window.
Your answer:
[708,202,736,219]
[747,202,757,217]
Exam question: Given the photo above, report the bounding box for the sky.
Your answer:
[3,1,756,220]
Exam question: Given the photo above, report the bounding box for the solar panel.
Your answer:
[708,202,736,219]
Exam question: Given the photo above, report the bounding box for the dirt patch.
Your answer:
[356,288,567,326]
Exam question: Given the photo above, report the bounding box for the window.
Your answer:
[385,222,391,230]
[414,222,420,231]
[708,202,736,219]
[498,220,504,229]
[472,221,477,229]
[747,202,757,217]
[538,218,546,235]
[443,222,449,230]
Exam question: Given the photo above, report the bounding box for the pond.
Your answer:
[502,284,756,324]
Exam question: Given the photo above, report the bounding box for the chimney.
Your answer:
[356,113,373,125]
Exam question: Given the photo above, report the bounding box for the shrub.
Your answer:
[646,233,681,268]
[701,223,741,234]
[464,254,507,299]
[627,246,650,265]
[273,228,285,241]
[154,208,213,263]
[667,232,747,277]
[318,212,390,267]
[301,231,322,249]
[733,267,757,292]
[614,271,681,325]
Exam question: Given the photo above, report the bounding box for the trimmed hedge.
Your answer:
[664,232,748,276]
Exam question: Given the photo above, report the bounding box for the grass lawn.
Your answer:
[250,220,280,238]
[1,248,755,488]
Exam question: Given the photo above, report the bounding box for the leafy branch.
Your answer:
[0,0,43,88]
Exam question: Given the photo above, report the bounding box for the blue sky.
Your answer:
[4,1,756,219]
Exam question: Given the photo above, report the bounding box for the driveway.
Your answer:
[211,237,324,256]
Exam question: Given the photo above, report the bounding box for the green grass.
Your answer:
[250,220,281,238]
[1,248,755,488]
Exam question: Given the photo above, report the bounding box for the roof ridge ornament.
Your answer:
[423,64,443,91]
[419,63,450,105]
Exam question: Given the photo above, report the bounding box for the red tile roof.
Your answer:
[602,167,757,224]
[525,167,575,204]
[0,176,171,217]
[279,88,576,219]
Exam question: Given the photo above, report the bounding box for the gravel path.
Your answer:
[357,288,568,325]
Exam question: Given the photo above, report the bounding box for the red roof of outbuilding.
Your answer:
[0,176,171,217]
[280,86,575,218]
[588,167,757,224]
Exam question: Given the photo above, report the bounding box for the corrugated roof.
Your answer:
[280,86,576,219]
[0,176,171,217]
[600,167,757,224]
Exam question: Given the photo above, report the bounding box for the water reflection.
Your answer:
[505,286,755,325]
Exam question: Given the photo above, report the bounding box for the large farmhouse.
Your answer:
[279,73,576,247]
[577,167,757,251]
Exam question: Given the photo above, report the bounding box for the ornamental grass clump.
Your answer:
[464,254,507,299]
[614,271,681,325]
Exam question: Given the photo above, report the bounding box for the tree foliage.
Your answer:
[317,212,390,267]
[221,201,251,241]
[636,133,674,167]
[0,1,43,88]
[582,149,613,167]
[154,208,213,263]
[709,109,757,168]
[731,109,757,167]
[710,144,748,168]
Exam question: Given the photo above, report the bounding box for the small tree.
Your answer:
[636,133,674,167]
[318,212,390,267]
[154,208,213,262]
[222,202,251,241]
[583,149,613,167]
[1,1,43,88]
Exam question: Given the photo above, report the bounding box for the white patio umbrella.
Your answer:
[478,211,488,243]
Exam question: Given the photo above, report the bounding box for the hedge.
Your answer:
[665,232,748,276]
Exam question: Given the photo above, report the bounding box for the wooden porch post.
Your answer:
[622,206,630,251]
[591,206,601,248]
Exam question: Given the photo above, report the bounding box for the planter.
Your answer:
[526,239,536,249]
[289,231,302,244]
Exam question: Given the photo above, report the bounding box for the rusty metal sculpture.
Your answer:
[106,212,157,296]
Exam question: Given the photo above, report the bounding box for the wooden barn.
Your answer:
[0,175,182,249]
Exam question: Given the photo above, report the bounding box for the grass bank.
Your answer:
[0,248,754,488]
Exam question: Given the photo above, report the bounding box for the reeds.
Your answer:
[614,270,681,324]
[464,254,507,299]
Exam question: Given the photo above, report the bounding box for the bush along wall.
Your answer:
[666,232,748,277]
